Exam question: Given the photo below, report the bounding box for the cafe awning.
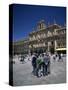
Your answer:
[55,48,66,51]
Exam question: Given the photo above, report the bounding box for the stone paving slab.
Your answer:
[13,56,66,86]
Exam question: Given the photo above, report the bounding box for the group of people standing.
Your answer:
[31,52,50,77]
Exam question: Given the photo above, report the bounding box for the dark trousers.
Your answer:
[36,63,43,77]
[32,65,36,75]
[36,63,47,77]
[36,62,48,76]
[43,63,48,76]
[47,62,50,74]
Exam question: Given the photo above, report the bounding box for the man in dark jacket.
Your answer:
[32,54,37,75]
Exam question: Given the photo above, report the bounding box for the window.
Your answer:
[47,31,52,37]
[37,34,41,39]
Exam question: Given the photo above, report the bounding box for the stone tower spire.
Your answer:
[37,20,46,30]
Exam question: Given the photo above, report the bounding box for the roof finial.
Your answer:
[54,18,56,24]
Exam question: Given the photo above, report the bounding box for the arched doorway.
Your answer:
[49,41,55,54]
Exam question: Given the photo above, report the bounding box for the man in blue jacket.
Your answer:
[43,53,50,76]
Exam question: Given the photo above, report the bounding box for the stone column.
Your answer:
[48,42,50,51]
[54,40,57,51]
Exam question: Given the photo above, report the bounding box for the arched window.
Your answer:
[47,31,52,37]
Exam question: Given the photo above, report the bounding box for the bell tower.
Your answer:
[37,20,46,30]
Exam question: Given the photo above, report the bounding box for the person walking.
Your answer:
[61,53,63,61]
[58,53,62,62]
[20,55,25,63]
[53,54,56,62]
[47,54,50,74]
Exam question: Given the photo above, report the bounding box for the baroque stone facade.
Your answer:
[13,20,66,55]
[29,20,66,54]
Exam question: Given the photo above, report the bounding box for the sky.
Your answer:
[12,4,66,41]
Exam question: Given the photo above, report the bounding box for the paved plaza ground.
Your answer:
[13,56,66,86]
